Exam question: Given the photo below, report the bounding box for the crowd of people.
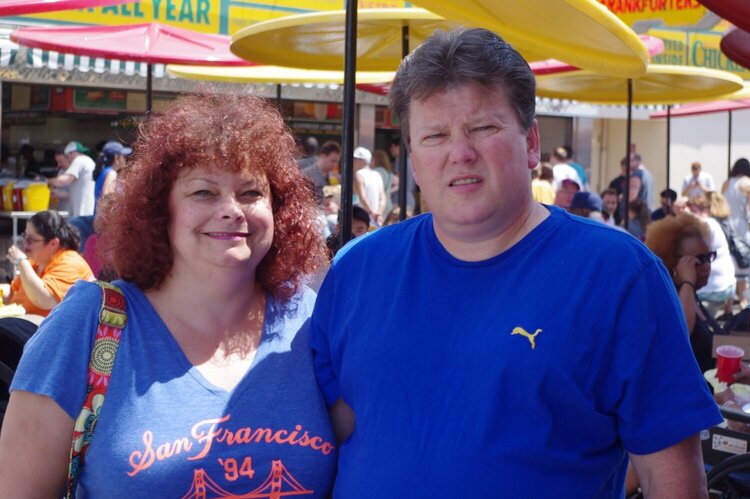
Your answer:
[0,26,742,497]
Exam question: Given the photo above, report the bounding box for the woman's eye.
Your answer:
[241,190,262,198]
[191,189,213,197]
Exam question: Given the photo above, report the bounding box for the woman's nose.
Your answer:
[219,195,243,219]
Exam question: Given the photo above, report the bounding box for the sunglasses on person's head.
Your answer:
[678,251,717,265]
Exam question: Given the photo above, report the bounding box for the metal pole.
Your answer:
[728,110,733,177]
[338,0,357,247]
[146,63,153,113]
[276,84,282,110]
[666,105,671,189]
[398,24,409,221]
[623,79,632,231]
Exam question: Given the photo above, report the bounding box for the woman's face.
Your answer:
[168,166,274,279]
[677,236,711,290]
[23,222,58,265]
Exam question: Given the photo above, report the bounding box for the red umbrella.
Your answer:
[650,98,750,119]
[0,0,133,16]
[11,23,253,111]
[721,27,750,71]
[697,0,750,32]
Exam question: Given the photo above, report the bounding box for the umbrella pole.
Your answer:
[146,63,153,113]
[666,105,671,190]
[623,79,632,231]
[338,0,357,248]
[728,110,733,177]
[398,24,409,222]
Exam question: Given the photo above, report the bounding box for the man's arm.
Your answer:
[48,173,76,187]
[629,434,707,499]
[329,398,355,444]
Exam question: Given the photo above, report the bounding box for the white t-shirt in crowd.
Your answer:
[65,154,96,217]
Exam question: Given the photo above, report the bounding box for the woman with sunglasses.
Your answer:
[646,213,720,374]
[0,211,94,393]
[5,211,94,316]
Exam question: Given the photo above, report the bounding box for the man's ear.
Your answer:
[526,120,541,169]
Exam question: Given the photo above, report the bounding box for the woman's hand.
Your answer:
[734,362,750,384]
[6,245,26,264]
[674,255,697,286]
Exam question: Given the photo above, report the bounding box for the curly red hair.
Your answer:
[96,92,326,301]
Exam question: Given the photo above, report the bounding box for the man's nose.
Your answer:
[448,134,478,165]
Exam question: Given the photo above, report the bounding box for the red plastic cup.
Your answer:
[717,345,745,384]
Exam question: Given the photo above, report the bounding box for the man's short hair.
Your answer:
[600,188,617,198]
[661,188,677,202]
[319,140,341,157]
[389,28,536,143]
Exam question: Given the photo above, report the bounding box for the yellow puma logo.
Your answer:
[511,327,542,349]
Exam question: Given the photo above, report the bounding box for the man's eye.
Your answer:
[472,125,496,133]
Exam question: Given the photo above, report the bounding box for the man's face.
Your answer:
[390,142,400,159]
[629,159,640,172]
[408,82,539,240]
[691,164,701,178]
[318,151,340,174]
[352,219,369,237]
[602,194,618,214]
[55,154,69,169]
[661,195,673,211]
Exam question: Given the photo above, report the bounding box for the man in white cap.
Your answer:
[47,141,95,218]
[353,146,386,227]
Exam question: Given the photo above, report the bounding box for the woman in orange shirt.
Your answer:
[0,210,94,375]
[6,210,94,316]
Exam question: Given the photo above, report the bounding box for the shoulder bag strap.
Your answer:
[66,281,127,499]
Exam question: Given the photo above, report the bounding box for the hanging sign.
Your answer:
[18,0,410,35]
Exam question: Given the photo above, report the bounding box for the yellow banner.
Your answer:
[21,0,410,35]
[649,28,750,79]
[599,0,713,29]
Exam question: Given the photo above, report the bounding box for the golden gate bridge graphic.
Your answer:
[181,460,313,499]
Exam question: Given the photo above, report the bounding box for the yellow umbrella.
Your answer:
[536,65,745,105]
[231,8,648,78]
[166,64,394,85]
[536,64,743,229]
[413,1,647,78]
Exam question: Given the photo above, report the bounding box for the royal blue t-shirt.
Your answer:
[13,280,336,497]
[311,206,721,498]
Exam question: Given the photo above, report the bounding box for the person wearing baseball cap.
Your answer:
[48,141,96,219]
[353,146,386,226]
[69,140,132,253]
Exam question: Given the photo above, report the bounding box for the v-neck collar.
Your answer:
[127,281,274,401]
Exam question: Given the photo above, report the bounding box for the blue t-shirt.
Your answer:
[12,280,336,497]
[311,206,721,498]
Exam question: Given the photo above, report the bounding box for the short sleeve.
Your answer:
[309,265,340,408]
[604,259,722,454]
[64,159,82,179]
[10,281,104,419]
[41,251,93,302]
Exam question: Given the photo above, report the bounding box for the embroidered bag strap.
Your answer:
[66,281,127,499]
